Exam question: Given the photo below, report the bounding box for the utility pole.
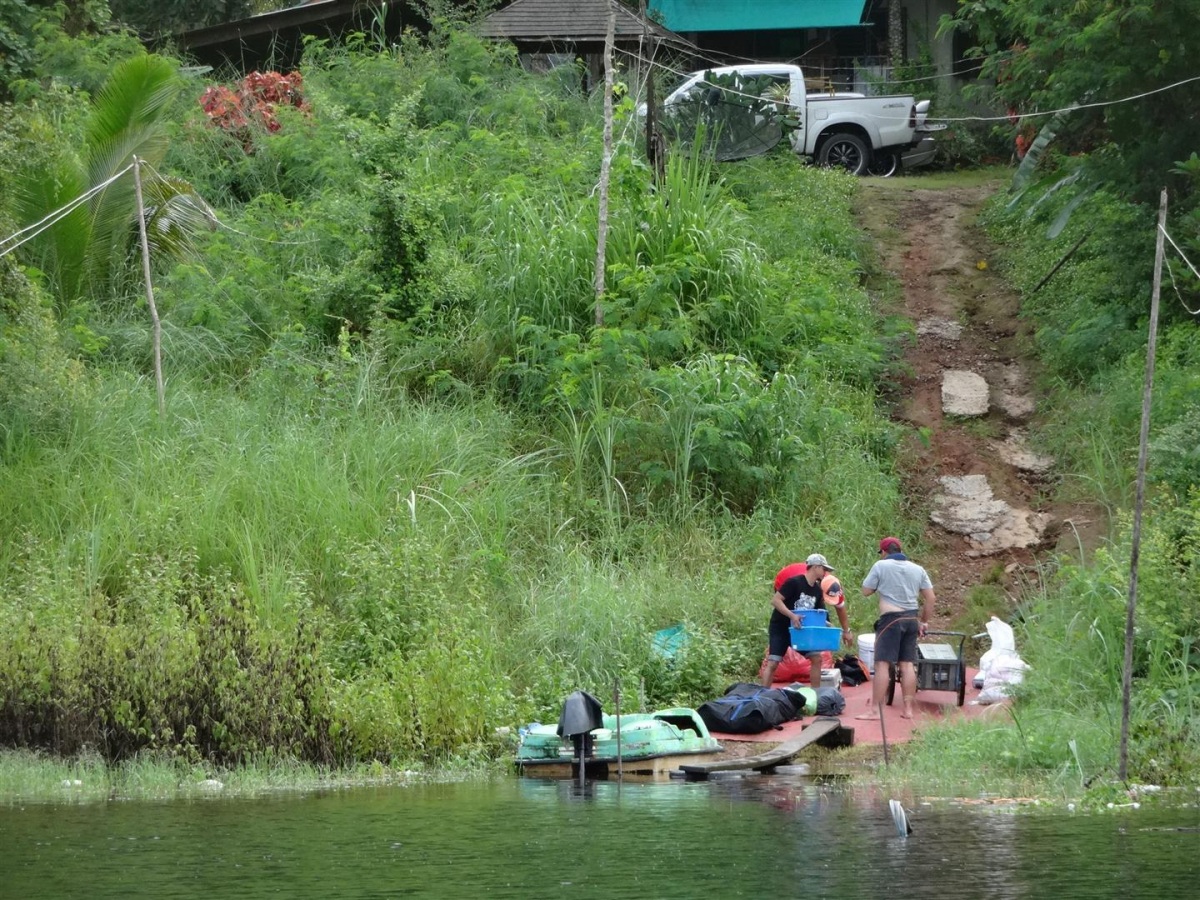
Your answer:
[640,0,664,182]
[1119,187,1168,782]
[593,1,616,327]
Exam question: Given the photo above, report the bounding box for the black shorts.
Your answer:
[873,611,920,664]
[768,614,792,660]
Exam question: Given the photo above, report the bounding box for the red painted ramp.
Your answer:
[709,667,993,746]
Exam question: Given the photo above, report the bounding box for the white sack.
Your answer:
[976,616,1028,705]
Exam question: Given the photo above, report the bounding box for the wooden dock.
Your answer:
[517,747,727,780]
[679,717,851,780]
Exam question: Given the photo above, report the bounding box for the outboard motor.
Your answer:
[557,690,604,765]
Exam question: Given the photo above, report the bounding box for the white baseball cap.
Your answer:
[805,553,834,571]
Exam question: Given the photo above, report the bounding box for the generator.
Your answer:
[886,630,967,707]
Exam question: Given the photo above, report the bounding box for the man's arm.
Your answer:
[862,561,879,598]
[833,602,852,645]
[773,590,800,626]
[918,586,936,632]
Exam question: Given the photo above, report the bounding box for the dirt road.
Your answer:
[854,176,1099,631]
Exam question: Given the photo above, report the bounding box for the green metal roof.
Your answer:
[649,0,869,32]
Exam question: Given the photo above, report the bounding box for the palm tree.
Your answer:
[18,53,212,314]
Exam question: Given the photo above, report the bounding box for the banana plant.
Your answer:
[1007,104,1096,239]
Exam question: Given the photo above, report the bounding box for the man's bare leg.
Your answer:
[855,660,890,719]
[808,653,822,690]
[899,661,917,718]
[761,659,779,687]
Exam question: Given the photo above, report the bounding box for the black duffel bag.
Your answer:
[815,686,846,716]
[697,682,807,734]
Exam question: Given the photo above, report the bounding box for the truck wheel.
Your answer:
[867,151,899,177]
[818,133,869,176]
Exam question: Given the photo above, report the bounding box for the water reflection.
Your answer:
[1,777,1197,898]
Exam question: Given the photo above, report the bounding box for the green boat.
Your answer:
[516,707,724,778]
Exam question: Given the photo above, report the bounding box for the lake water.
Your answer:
[2,776,1198,898]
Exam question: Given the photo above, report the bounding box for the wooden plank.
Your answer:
[518,748,724,780]
[679,718,846,780]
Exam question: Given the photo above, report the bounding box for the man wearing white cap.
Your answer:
[761,553,853,690]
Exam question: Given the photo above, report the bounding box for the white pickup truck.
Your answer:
[658,63,926,175]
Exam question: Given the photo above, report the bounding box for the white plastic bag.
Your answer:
[976,616,1029,705]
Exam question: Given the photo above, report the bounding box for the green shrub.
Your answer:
[982,182,1154,380]
[0,551,337,764]
[0,249,87,446]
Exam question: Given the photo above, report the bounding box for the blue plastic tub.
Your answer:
[795,609,828,627]
[789,625,841,652]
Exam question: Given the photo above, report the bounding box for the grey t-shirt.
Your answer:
[862,557,932,611]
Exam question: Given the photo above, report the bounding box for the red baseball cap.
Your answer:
[879,537,902,552]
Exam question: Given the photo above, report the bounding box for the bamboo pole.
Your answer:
[614,678,623,780]
[132,155,165,417]
[878,697,889,766]
[1119,187,1168,782]
[593,2,616,327]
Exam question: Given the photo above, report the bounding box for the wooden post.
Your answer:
[878,702,889,766]
[132,155,165,417]
[593,1,616,327]
[640,0,664,182]
[614,678,623,780]
[1119,188,1168,782]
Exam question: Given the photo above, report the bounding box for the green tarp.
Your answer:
[650,0,868,32]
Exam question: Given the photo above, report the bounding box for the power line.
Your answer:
[619,43,1200,125]
[1161,225,1200,316]
[618,49,916,122]
[138,159,317,247]
[0,164,134,260]
[620,41,981,91]
[1161,225,1200,281]
[930,74,1200,124]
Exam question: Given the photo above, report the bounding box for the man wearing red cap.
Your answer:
[762,554,853,689]
[857,537,936,719]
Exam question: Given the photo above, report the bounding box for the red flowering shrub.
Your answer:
[199,70,308,149]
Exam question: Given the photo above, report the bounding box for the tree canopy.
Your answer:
[107,0,257,36]
[943,0,1200,204]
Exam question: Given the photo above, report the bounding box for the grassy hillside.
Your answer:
[1,31,908,766]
